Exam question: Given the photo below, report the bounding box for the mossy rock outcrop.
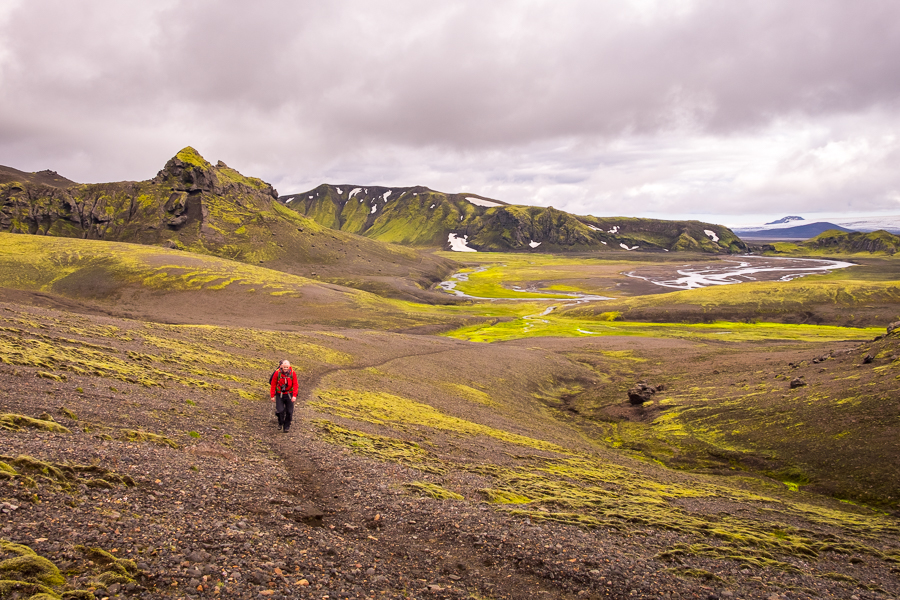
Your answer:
[0,414,70,434]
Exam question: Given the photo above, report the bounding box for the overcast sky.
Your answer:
[1,0,898,225]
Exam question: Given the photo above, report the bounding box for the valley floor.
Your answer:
[2,299,899,600]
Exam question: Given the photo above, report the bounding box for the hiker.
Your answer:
[270,360,299,433]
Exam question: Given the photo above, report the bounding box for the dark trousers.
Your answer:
[275,393,294,429]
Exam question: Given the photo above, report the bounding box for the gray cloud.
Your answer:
[1,0,898,220]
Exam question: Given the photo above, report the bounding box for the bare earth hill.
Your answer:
[281,184,749,254]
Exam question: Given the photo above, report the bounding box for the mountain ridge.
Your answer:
[0,148,457,302]
[281,183,749,254]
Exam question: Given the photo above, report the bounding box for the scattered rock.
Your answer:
[863,353,874,364]
[789,377,806,389]
[628,382,661,405]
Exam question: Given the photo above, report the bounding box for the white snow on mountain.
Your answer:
[348,187,362,199]
[733,215,900,233]
[448,233,477,252]
[704,229,719,242]
[529,240,541,248]
[370,205,377,214]
[585,224,600,231]
[466,197,502,208]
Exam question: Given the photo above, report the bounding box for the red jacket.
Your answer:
[270,367,299,398]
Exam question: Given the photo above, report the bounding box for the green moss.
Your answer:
[0,580,60,599]
[36,371,66,382]
[0,541,65,587]
[404,481,464,500]
[314,420,445,474]
[666,567,723,582]
[480,489,532,504]
[58,407,77,420]
[312,389,568,454]
[120,429,178,448]
[0,414,70,434]
[188,431,200,439]
[444,316,882,344]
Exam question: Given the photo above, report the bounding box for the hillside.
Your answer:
[0,233,484,333]
[802,229,900,255]
[2,298,899,599]
[281,184,748,254]
[0,149,457,302]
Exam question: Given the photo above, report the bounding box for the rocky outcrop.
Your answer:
[0,147,279,246]
[803,230,900,255]
[628,382,665,405]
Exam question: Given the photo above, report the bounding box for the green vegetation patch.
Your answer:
[404,481,464,501]
[119,429,178,448]
[0,454,134,491]
[0,413,70,434]
[444,316,881,344]
[312,389,568,454]
[313,420,445,474]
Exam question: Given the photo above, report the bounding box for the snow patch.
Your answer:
[308,195,313,199]
[460,215,464,220]
[466,197,502,208]
[620,243,639,250]
[704,229,720,243]
[430,204,435,209]
[448,233,477,252]
[601,241,607,245]
[336,188,342,195]
[348,187,362,199]
[370,205,377,214]
[585,224,600,231]
[529,240,541,248]
[608,226,619,234]
[382,191,392,201]
[285,198,293,203]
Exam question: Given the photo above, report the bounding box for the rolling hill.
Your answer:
[281,184,749,254]
[0,148,457,302]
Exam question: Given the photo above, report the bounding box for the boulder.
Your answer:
[628,382,659,405]
[789,378,806,389]
[887,321,900,335]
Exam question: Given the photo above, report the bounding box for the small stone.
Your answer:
[366,567,376,576]
[297,579,309,586]
[107,583,121,594]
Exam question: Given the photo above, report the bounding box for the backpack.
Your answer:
[273,369,295,394]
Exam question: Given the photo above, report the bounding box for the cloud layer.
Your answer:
[1,0,898,222]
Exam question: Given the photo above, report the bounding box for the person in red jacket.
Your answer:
[270,360,299,433]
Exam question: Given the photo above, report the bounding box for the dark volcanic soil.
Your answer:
[2,299,899,600]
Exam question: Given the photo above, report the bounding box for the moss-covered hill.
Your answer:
[282,184,748,254]
[0,233,481,331]
[0,149,457,301]
[802,229,900,255]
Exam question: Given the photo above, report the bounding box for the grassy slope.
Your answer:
[282,184,747,254]
[0,233,471,331]
[0,148,458,303]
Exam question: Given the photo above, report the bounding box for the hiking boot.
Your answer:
[282,427,290,434]
[277,424,283,432]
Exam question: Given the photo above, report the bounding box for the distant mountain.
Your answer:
[735,214,900,236]
[735,222,854,239]
[281,184,748,254]
[0,164,77,188]
[765,215,804,225]
[0,148,456,302]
